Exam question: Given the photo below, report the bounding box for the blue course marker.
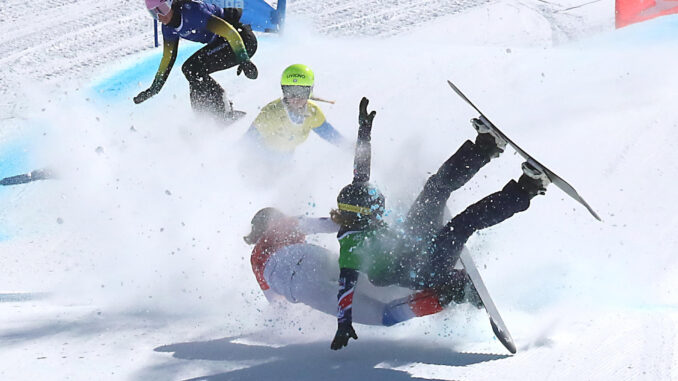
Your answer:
[90,43,203,101]
[0,138,34,241]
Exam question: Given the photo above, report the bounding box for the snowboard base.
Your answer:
[447,80,601,221]
[459,247,517,354]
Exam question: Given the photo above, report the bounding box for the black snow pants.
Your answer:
[395,139,535,289]
[181,26,257,117]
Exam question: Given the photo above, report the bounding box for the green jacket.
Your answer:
[338,226,400,285]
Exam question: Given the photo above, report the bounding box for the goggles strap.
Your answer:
[338,203,372,215]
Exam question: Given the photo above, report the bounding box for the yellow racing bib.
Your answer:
[252,99,326,153]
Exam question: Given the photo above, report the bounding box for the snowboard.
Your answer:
[459,247,516,354]
[447,80,601,221]
[222,110,247,126]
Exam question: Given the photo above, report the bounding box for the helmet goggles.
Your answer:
[282,85,312,100]
[148,0,172,19]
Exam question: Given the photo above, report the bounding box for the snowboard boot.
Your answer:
[472,117,507,158]
[518,160,551,197]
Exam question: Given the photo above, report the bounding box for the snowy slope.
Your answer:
[2,1,678,380]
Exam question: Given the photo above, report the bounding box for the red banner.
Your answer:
[616,0,678,28]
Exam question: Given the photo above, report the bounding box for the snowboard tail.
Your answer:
[222,110,247,126]
[447,80,601,221]
[459,248,516,354]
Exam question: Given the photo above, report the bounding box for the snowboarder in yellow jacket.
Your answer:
[245,64,349,154]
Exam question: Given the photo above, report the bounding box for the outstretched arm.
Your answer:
[331,267,359,350]
[206,15,249,63]
[313,121,351,150]
[331,230,366,350]
[352,97,376,183]
[134,39,179,104]
[296,216,339,235]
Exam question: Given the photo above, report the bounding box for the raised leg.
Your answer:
[422,173,544,288]
[402,131,502,244]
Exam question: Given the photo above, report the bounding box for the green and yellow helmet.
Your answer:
[337,182,385,220]
[281,64,315,87]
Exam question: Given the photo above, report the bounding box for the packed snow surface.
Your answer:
[1,0,678,380]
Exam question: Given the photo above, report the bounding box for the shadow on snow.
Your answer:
[146,335,509,381]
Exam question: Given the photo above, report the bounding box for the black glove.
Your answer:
[358,97,376,140]
[133,88,158,104]
[330,321,358,350]
[237,60,258,79]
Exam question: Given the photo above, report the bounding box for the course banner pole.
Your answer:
[276,0,287,32]
[154,20,159,47]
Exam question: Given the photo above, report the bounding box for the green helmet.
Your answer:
[281,64,315,87]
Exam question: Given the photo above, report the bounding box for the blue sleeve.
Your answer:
[313,121,347,147]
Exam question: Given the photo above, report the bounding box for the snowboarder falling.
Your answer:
[329,97,551,350]
[243,208,479,326]
[135,0,258,120]
[244,64,349,154]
